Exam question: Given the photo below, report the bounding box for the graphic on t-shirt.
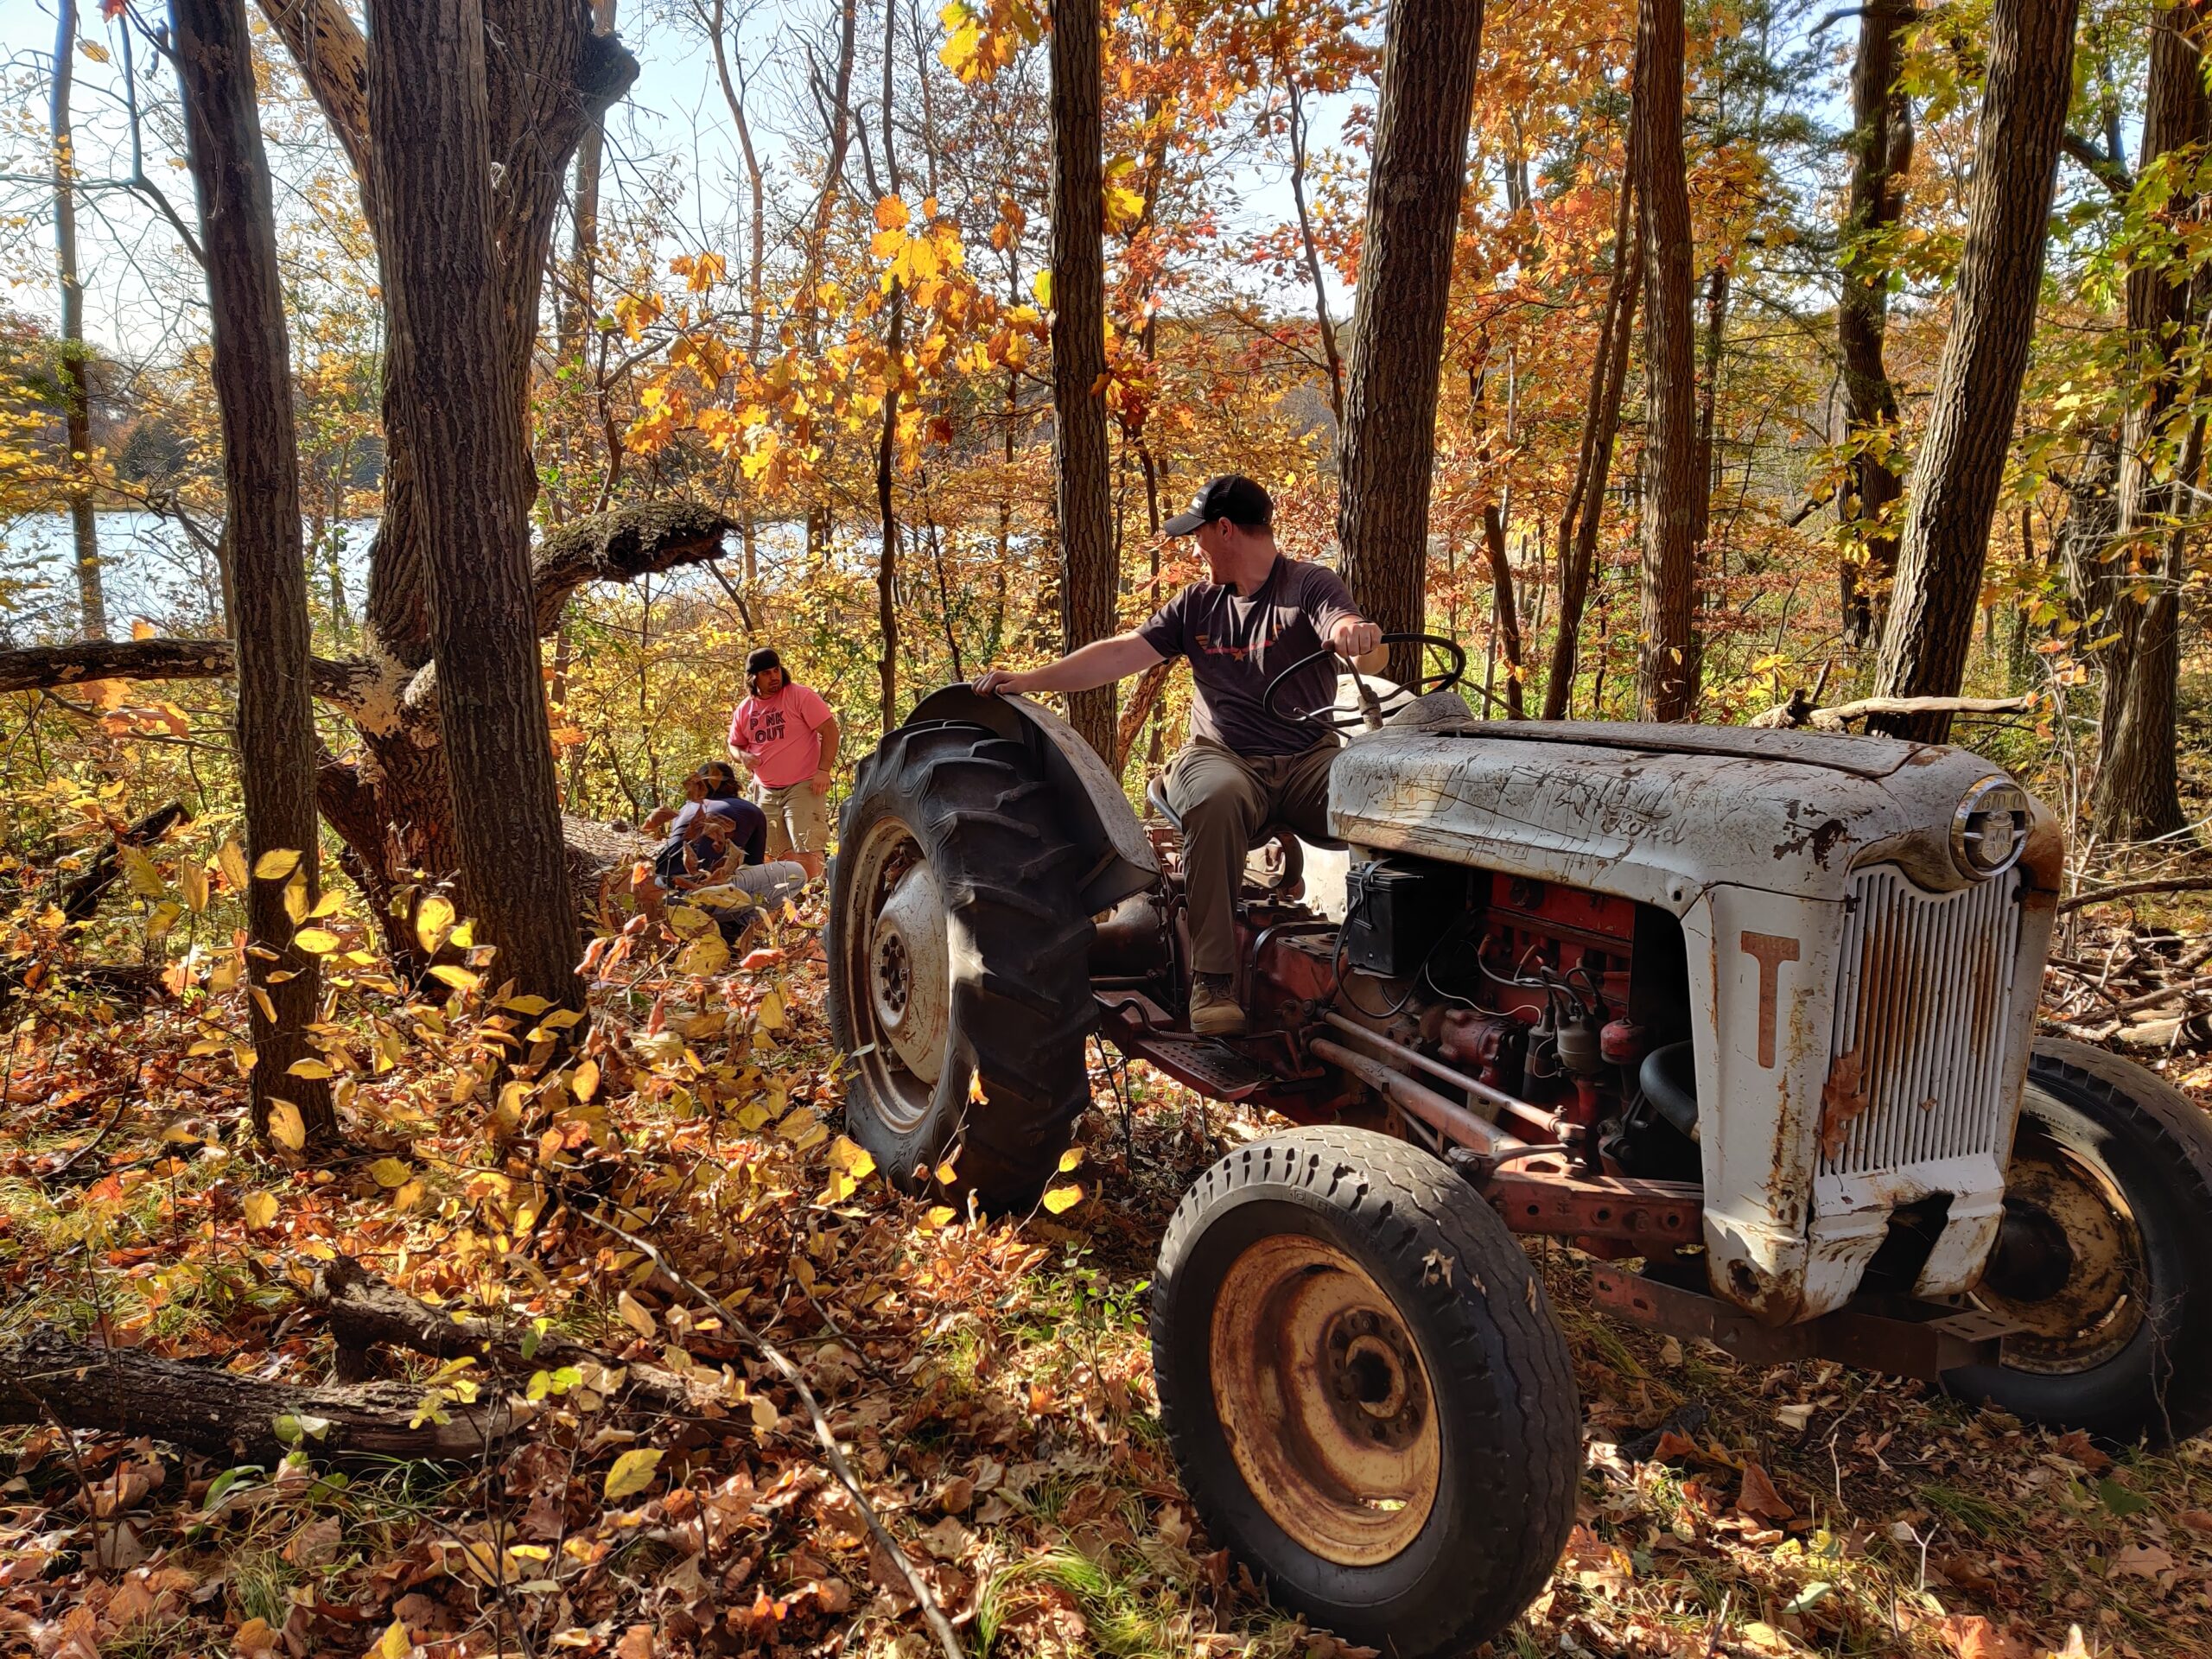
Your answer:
[746,707,789,746]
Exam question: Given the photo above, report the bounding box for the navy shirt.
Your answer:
[672,797,766,868]
[1136,556,1362,755]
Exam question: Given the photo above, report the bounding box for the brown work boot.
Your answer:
[1188,971,1247,1037]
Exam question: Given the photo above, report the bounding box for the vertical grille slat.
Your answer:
[1820,866,2024,1179]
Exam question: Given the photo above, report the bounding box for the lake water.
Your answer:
[0,510,378,644]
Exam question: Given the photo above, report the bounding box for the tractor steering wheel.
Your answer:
[1261,632,1467,734]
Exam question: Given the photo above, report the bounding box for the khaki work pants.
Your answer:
[1164,737,1337,976]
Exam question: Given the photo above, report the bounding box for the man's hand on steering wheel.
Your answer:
[1331,618,1383,660]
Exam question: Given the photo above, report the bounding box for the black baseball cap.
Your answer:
[746,647,783,676]
[1163,474,1272,536]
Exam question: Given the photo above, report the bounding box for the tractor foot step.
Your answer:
[1120,1031,1274,1101]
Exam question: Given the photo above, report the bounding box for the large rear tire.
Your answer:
[1152,1127,1580,1658]
[827,721,1096,1210]
[1948,1038,2212,1445]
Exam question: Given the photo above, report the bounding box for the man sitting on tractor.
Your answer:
[974,474,1384,1036]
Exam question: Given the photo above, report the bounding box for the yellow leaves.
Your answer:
[1040,1183,1084,1215]
[241,1192,279,1231]
[429,965,481,994]
[287,1058,334,1080]
[217,840,250,893]
[938,0,1039,83]
[616,1289,657,1339]
[293,927,341,955]
[252,849,302,881]
[874,195,911,232]
[603,1447,663,1500]
[1031,268,1052,308]
[416,893,456,955]
[369,1157,411,1189]
[116,844,164,898]
[670,333,732,385]
[378,1618,410,1659]
[676,931,729,976]
[671,251,728,291]
[614,292,662,342]
[755,992,785,1032]
[283,874,311,926]
[823,1135,877,1202]
[181,861,209,914]
[572,1058,601,1103]
[265,1100,307,1152]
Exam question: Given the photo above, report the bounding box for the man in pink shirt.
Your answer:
[728,647,841,879]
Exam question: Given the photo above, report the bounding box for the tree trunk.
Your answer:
[559,0,619,360]
[875,0,904,735]
[175,0,334,1144]
[52,0,105,644]
[1837,0,1914,645]
[1335,0,1486,683]
[1543,174,1641,721]
[1869,0,2080,742]
[707,0,768,360]
[1635,0,1700,722]
[1049,0,1116,760]
[1286,74,1345,426]
[2092,2,2209,841]
[1481,503,1525,717]
[367,0,583,1010]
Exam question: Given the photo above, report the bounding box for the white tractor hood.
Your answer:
[1328,721,2043,909]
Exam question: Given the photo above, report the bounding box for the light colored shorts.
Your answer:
[759,779,830,858]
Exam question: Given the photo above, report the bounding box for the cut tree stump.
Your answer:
[0,1325,521,1464]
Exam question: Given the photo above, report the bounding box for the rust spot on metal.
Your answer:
[1738,931,1800,1069]
[1818,1049,1869,1161]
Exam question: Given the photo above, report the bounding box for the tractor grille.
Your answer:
[1820,865,2024,1178]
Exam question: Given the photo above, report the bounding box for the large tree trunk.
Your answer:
[1543,172,1641,721]
[254,0,633,962]
[1869,0,2080,742]
[2092,3,2209,841]
[175,0,333,1144]
[1837,0,1915,645]
[367,0,584,1010]
[1049,0,1117,760]
[51,0,105,644]
[1336,0,1486,683]
[1634,0,1700,722]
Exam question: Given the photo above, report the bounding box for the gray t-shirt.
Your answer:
[1136,556,1362,756]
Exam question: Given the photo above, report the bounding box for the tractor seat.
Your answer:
[1145,774,1349,854]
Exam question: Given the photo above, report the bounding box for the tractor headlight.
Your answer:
[1951,777,2029,879]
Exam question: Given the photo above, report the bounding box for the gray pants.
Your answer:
[1163,738,1335,976]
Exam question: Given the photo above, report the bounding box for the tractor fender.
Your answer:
[903,685,1158,913]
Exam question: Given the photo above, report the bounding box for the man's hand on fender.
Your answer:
[973,666,1031,697]
[1332,619,1383,659]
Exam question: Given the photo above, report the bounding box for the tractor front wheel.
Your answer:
[1950,1038,2212,1444]
[826,721,1095,1210]
[1152,1127,1580,1658]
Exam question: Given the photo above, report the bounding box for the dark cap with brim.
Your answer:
[1163,474,1273,536]
[746,647,783,675]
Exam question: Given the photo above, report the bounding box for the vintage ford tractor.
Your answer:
[826,637,2212,1658]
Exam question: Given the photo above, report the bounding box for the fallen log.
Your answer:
[1752,691,2037,732]
[0,1325,518,1464]
[60,800,192,922]
[309,1254,690,1414]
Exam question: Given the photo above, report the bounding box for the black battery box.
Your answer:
[1341,858,1464,977]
